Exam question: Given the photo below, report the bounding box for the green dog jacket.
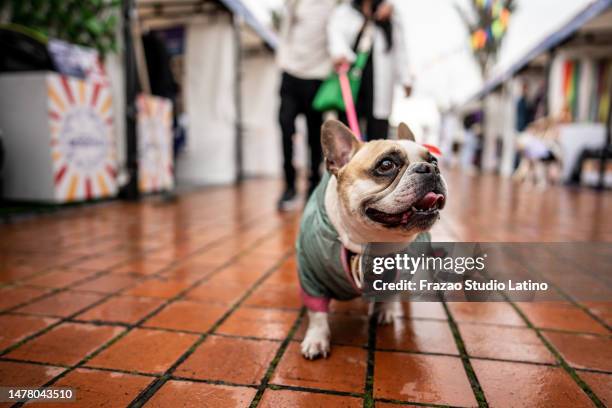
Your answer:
[296,172,430,312]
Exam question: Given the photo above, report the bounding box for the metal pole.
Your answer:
[542,49,555,117]
[122,0,140,200]
[597,79,612,190]
[233,15,244,184]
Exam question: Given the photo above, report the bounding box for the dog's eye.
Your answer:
[375,159,397,175]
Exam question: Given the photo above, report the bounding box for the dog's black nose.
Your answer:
[414,163,438,174]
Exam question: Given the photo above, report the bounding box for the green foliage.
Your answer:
[0,0,121,55]
[455,0,516,76]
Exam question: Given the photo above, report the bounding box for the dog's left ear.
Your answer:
[397,122,416,141]
[321,120,361,176]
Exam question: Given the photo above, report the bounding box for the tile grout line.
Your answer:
[49,319,612,372]
[0,202,274,307]
[0,268,124,316]
[473,247,609,407]
[0,355,478,408]
[7,213,293,408]
[362,308,378,408]
[252,312,612,337]
[248,307,306,408]
[375,396,466,408]
[0,197,128,225]
[0,279,135,357]
[0,357,159,378]
[500,247,608,406]
[441,300,489,408]
[505,300,606,408]
[542,245,612,293]
[167,377,261,390]
[0,233,206,316]
[524,246,611,333]
[1,221,281,363]
[4,204,601,406]
[265,383,363,399]
[82,225,292,375]
[0,214,186,286]
[6,229,272,407]
[125,248,296,408]
[13,319,602,373]
[124,245,294,406]
[0,227,245,359]
[466,245,604,407]
[0,229,130,286]
[0,208,285,338]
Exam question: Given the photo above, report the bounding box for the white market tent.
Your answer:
[462,0,612,185]
[467,0,612,101]
[120,0,280,195]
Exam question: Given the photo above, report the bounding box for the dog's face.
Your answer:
[322,120,447,241]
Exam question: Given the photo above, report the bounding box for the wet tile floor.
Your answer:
[0,170,611,407]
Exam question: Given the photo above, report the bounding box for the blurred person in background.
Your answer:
[514,82,535,169]
[516,82,535,133]
[276,0,337,211]
[461,115,479,173]
[328,0,412,141]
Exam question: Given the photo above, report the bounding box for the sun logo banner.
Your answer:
[47,74,118,202]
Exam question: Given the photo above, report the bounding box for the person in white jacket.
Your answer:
[276,0,337,211]
[328,0,412,140]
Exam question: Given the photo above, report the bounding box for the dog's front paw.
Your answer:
[374,301,404,325]
[301,331,330,359]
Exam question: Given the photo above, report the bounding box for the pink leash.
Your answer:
[338,63,363,141]
[338,63,442,156]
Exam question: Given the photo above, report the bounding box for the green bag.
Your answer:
[312,51,370,112]
[312,21,374,112]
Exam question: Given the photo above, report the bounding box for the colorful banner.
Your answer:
[560,58,610,123]
[596,60,611,123]
[137,94,174,193]
[47,74,118,202]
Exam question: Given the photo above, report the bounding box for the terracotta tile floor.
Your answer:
[0,170,610,407]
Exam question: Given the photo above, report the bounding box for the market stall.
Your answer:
[464,0,612,188]
[0,42,119,202]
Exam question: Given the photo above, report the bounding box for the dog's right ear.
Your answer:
[321,120,360,176]
[397,122,416,141]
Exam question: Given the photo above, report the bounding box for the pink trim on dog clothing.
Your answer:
[300,246,362,313]
[300,287,331,312]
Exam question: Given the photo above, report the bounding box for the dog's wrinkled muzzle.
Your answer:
[364,163,447,228]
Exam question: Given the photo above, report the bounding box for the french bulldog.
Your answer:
[296,119,447,359]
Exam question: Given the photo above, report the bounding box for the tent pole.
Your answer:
[122,0,140,200]
[542,49,555,117]
[233,15,244,184]
[597,78,612,190]
[131,16,151,95]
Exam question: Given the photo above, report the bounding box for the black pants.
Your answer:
[568,147,612,184]
[279,72,323,190]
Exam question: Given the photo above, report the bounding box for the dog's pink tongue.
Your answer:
[415,192,445,210]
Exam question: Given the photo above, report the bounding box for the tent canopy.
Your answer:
[466,0,612,103]
[136,0,277,49]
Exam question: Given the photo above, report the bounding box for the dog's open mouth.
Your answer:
[365,192,446,226]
